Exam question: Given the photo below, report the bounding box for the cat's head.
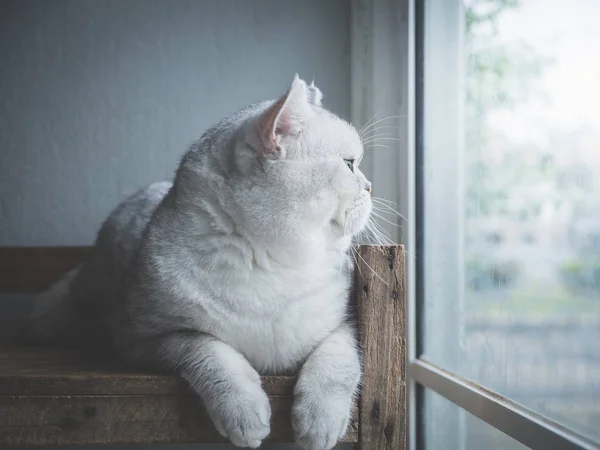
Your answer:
[184,76,372,250]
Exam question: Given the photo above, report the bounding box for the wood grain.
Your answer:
[0,393,358,445]
[0,246,91,293]
[355,245,406,450]
[0,344,297,395]
[0,345,358,445]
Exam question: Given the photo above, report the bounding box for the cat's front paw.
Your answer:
[206,379,271,448]
[292,389,353,450]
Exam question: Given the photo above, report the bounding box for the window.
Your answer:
[411,0,600,449]
[423,389,528,450]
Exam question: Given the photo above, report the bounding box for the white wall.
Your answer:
[0,0,351,245]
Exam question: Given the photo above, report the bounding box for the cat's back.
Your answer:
[72,181,172,315]
[28,182,173,344]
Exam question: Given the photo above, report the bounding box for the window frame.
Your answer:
[351,1,600,449]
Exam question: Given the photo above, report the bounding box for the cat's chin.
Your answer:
[342,199,372,238]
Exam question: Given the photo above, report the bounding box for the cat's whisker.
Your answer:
[371,196,397,205]
[359,115,405,138]
[362,139,396,147]
[372,208,408,224]
[358,113,383,137]
[359,224,376,245]
[361,123,399,133]
[360,126,399,141]
[359,227,374,245]
[361,132,397,141]
[367,230,385,246]
[372,202,405,215]
[358,110,383,136]
[372,197,403,210]
[362,124,399,132]
[350,244,388,286]
[372,203,401,214]
[350,246,365,280]
[343,248,354,276]
[371,199,409,222]
[362,137,402,145]
[371,210,401,228]
[368,219,395,246]
[372,215,394,234]
[365,219,391,246]
[364,144,391,151]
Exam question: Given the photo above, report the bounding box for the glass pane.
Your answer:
[423,388,528,450]
[422,0,600,443]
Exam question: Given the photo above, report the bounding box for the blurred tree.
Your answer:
[464,0,550,217]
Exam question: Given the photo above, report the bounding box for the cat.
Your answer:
[27,75,373,450]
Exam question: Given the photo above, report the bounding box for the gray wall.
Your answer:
[0,1,350,448]
[0,0,350,245]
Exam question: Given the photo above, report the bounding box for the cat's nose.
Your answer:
[365,181,372,193]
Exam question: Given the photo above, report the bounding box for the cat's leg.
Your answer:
[124,332,271,448]
[292,323,361,450]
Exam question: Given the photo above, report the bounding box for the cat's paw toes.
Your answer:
[292,393,351,450]
[208,383,271,448]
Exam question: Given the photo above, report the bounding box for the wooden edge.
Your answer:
[355,245,407,450]
[0,393,359,445]
[0,371,296,397]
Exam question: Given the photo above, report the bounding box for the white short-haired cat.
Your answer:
[28,75,373,450]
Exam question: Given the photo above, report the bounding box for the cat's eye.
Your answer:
[344,158,355,172]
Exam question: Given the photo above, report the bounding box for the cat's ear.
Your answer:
[307,80,323,107]
[256,75,312,159]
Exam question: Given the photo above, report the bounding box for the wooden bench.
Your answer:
[0,245,406,449]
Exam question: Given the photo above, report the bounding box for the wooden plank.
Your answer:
[0,246,91,293]
[0,344,297,396]
[0,393,358,445]
[0,345,358,445]
[355,245,406,450]
[0,345,296,396]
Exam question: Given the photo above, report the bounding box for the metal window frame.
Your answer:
[402,1,600,450]
[410,359,599,450]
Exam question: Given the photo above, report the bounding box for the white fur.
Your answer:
[29,76,372,450]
